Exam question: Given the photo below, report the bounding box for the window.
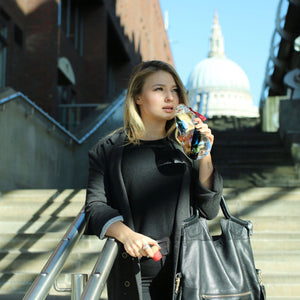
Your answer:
[59,0,84,55]
[0,16,7,88]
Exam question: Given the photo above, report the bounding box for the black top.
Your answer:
[121,138,186,240]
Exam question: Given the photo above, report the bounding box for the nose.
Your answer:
[165,90,174,102]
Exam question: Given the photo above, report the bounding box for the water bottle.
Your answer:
[175,104,211,160]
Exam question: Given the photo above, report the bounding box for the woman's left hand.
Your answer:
[193,117,214,147]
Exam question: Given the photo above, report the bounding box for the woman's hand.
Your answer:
[121,230,160,258]
[193,117,214,189]
[193,117,214,147]
[106,221,160,258]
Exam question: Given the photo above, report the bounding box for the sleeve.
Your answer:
[191,162,223,220]
[84,139,123,238]
[99,215,124,239]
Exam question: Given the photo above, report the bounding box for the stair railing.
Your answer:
[23,206,86,300]
[23,206,118,300]
[0,89,126,145]
[80,238,118,300]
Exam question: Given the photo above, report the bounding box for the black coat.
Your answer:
[85,130,223,300]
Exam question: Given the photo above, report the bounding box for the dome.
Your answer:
[186,13,258,118]
[187,57,250,93]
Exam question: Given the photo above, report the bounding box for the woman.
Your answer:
[85,60,223,299]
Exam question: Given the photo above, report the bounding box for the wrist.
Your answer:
[107,221,132,244]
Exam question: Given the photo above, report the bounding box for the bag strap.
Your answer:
[220,195,253,235]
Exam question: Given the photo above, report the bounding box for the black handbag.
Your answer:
[174,196,266,300]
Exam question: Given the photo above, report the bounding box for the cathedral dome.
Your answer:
[187,14,258,118]
[187,57,250,93]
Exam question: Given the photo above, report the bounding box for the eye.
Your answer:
[172,88,179,93]
[154,87,163,91]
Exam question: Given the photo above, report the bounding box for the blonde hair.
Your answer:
[123,60,189,144]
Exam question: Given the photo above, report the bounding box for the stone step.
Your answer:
[0,189,86,202]
[211,130,297,187]
[254,251,300,272]
[263,273,300,284]
[213,132,283,145]
[220,201,300,217]
[264,282,300,298]
[0,251,101,274]
[0,233,101,252]
[212,147,291,159]
[223,178,300,188]
[0,216,75,233]
[0,273,37,296]
[223,187,300,199]
[251,233,300,251]
[0,273,108,299]
[267,298,300,300]
[0,201,83,217]
[215,164,296,173]
[216,159,294,167]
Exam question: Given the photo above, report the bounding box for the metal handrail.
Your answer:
[0,90,126,144]
[23,207,86,300]
[80,238,118,300]
[23,206,119,300]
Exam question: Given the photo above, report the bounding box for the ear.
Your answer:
[135,96,142,105]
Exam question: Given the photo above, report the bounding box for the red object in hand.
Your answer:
[189,107,207,121]
[151,245,162,261]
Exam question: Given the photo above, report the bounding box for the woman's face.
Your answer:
[136,70,180,125]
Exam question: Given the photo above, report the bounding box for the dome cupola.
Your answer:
[187,13,258,118]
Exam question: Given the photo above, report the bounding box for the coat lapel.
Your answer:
[108,131,135,230]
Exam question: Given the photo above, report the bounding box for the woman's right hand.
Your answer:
[121,230,160,258]
[106,221,160,258]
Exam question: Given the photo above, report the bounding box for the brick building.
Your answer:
[0,0,173,127]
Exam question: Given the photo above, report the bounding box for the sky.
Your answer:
[159,0,280,107]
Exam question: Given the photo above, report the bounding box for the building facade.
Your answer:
[0,0,173,125]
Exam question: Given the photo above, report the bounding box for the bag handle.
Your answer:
[220,195,253,235]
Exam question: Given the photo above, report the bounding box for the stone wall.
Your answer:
[0,88,124,189]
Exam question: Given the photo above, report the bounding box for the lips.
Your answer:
[163,106,174,112]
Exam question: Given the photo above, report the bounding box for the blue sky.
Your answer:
[159,0,280,106]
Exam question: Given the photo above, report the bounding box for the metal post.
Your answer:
[80,238,118,300]
[71,274,88,300]
[23,208,86,300]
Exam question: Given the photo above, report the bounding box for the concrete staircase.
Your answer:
[0,188,299,299]
[0,189,106,299]
[0,128,300,299]
[212,131,300,188]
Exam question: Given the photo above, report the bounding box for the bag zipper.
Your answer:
[175,273,182,294]
[202,291,251,298]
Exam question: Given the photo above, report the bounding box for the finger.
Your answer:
[141,241,160,257]
[125,244,143,258]
[147,239,160,248]
[141,245,152,257]
[195,125,211,134]
[141,243,151,256]
[193,117,203,125]
[194,122,208,130]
